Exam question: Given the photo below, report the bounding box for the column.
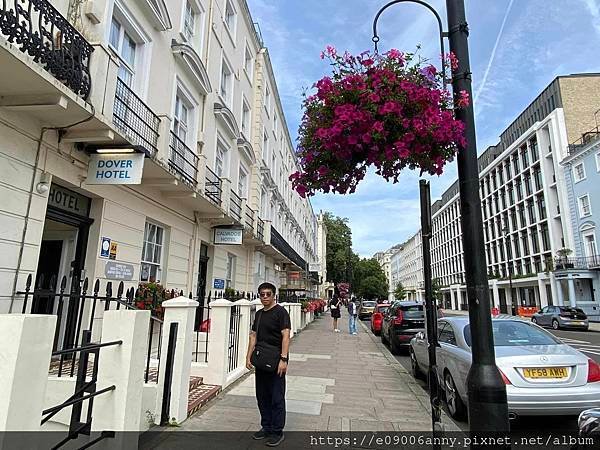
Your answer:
[537,277,548,308]
[556,279,565,306]
[0,315,56,436]
[492,281,500,310]
[567,276,577,307]
[92,310,150,449]
[202,299,232,386]
[159,296,199,424]
[280,303,293,338]
[234,298,252,371]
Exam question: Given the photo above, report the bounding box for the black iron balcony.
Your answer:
[257,217,265,241]
[1,0,93,99]
[114,78,160,155]
[230,190,242,222]
[554,256,600,271]
[244,205,254,231]
[568,126,600,155]
[205,166,222,206]
[169,132,199,186]
[270,225,307,269]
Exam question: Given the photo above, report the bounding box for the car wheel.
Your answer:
[531,317,537,325]
[552,319,560,330]
[444,371,467,421]
[410,348,425,380]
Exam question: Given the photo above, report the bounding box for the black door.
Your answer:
[32,240,63,314]
[499,289,508,314]
[195,245,210,330]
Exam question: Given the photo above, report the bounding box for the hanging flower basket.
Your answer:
[290,47,469,197]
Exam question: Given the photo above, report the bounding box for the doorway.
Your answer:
[195,243,210,330]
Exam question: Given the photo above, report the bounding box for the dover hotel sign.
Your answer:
[86,154,145,185]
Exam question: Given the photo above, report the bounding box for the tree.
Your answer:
[352,258,388,299]
[393,283,407,301]
[432,278,443,306]
[323,212,355,284]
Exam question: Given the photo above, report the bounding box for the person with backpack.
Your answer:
[347,297,358,335]
[330,292,341,332]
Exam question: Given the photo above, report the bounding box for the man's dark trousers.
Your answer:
[255,368,286,435]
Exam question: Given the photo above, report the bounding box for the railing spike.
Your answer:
[189,291,193,299]
[117,281,124,297]
[60,275,67,291]
[49,274,57,290]
[93,279,100,295]
[107,282,113,298]
[36,273,45,289]
[25,273,32,290]
[82,277,89,294]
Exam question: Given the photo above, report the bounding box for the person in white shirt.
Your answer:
[348,298,358,335]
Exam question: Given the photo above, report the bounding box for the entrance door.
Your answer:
[195,244,210,330]
[499,289,507,314]
[32,240,63,314]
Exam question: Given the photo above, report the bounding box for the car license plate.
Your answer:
[522,367,568,379]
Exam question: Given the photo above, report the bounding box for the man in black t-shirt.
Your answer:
[246,282,291,447]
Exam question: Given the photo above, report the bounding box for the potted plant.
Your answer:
[556,248,573,269]
[135,282,170,319]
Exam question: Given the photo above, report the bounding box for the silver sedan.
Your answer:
[409,317,600,420]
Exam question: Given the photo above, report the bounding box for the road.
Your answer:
[366,318,600,434]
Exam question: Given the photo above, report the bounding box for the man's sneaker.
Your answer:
[265,433,285,447]
[252,429,268,440]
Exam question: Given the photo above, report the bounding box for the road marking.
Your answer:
[578,349,600,356]
[559,338,591,344]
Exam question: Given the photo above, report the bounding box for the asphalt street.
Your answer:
[362,317,600,434]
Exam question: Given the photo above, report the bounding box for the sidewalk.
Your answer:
[142,312,457,448]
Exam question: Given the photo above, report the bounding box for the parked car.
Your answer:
[358,300,377,320]
[370,303,391,335]
[409,317,600,421]
[531,306,589,331]
[381,301,425,354]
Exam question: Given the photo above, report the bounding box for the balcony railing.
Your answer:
[114,78,160,155]
[205,167,222,206]
[554,256,600,271]
[230,191,242,222]
[568,126,600,155]
[257,218,265,241]
[1,0,93,99]
[270,225,307,269]
[169,132,198,186]
[244,205,254,232]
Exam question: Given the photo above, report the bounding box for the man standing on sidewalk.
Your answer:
[348,297,358,335]
[246,282,291,447]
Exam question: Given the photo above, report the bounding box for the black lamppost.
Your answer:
[502,225,514,315]
[373,0,509,440]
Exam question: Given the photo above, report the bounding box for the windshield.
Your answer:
[464,321,561,347]
[362,301,376,307]
[376,306,389,314]
[400,305,424,319]
[559,307,585,314]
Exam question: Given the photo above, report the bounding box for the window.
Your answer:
[262,130,269,161]
[215,140,229,178]
[260,187,268,218]
[174,95,190,142]
[264,85,271,115]
[573,163,586,182]
[224,0,237,35]
[437,322,457,346]
[220,59,233,106]
[583,231,598,258]
[244,44,253,79]
[225,253,236,289]
[578,194,592,218]
[141,222,164,282]
[183,2,196,41]
[273,113,278,138]
[238,164,248,197]
[109,17,137,86]
[241,98,251,137]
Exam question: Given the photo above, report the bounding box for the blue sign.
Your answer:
[213,278,225,289]
[100,237,111,258]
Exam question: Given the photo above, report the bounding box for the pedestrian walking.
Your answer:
[245,282,291,447]
[330,293,341,332]
[348,298,358,335]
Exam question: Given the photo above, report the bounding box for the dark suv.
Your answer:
[381,301,425,354]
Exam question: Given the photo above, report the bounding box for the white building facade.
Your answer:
[0,0,318,323]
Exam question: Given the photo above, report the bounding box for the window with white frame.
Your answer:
[238,164,248,198]
[273,113,278,139]
[260,187,268,218]
[215,139,229,178]
[262,130,269,161]
[220,58,233,106]
[573,162,586,182]
[583,230,598,258]
[578,194,592,218]
[264,85,271,115]
[241,98,251,137]
[141,221,165,282]
[225,253,236,288]
[109,17,137,86]
[183,2,196,41]
[224,0,237,36]
[173,95,190,143]
[244,44,253,80]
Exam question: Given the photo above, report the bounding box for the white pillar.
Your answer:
[159,296,198,425]
[291,303,302,333]
[234,299,252,371]
[492,281,500,309]
[280,303,293,338]
[538,277,548,308]
[556,279,565,306]
[92,310,150,449]
[0,315,56,436]
[202,299,232,387]
[568,277,577,307]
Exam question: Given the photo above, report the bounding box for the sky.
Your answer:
[246,0,600,257]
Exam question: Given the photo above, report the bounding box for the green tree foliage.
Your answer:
[432,278,442,305]
[352,258,388,300]
[393,283,407,300]
[323,212,355,284]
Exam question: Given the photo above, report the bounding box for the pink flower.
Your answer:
[456,90,470,108]
[361,58,374,67]
[386,49,404,63]
[295,184,308,198]
[368,93,380,103]
[317,165,329,177]
[373,121,385,133]
[362,133,372,144]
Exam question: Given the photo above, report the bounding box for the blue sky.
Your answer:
[247,0,600,257]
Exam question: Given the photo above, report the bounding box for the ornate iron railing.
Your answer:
[227,305,241,373]
[554,256,600,271]
[244,205,254,231]
[568,126,600,155]
[205,166,222,206]
[113,77,160,155]
[0,0,93,99]
[270,225,307,269]
[257,217,265,240]
[230,190,242,222]
[169,132,199,186]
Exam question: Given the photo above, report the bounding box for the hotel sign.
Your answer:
[86,153,145,185]
[214,227,243,245]
[48,184,90,216]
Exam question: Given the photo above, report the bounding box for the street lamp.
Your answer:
[502,225,514,315]
[372,0,509,439]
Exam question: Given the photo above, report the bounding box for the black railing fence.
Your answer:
[228,305,242,372]
[244,205,255,231]
[554,255,600,270]
[205,166,222,206]
[169,132,199,186]
[568,126,600,155]
[257,218,265,240]
[0,0,94,99]
[113,77,160,155]
[230,190,242,222]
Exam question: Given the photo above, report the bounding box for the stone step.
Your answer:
[187,383,221,417]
